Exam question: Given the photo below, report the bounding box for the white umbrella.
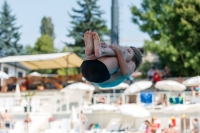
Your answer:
[15,84,21,100]
[29,71,41,77]
[60,82,95,92]
[0,71,9,79]
[183,76,200,86]
[162,104,189,114]
[155,80,186,91]
[163,104,200,114]
[124,81,152,94]
[118,104,150,118]
[99,82,129,90]
[88,104,117,111]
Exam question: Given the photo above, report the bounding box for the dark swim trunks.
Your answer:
[80,60,111,83]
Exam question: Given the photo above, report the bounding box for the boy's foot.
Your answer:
[84,30,94,56]
[92,32,102,57]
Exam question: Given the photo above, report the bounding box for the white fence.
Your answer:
[93,91,194,110]
[0,90,195,114]
[0,91,83,114]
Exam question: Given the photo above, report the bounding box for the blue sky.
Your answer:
[0,0,150,49]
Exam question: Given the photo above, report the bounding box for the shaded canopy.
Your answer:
[0,52,83,70]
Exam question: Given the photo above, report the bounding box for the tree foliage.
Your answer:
[0,1,25,56]
[67,0,109,57]
[40,17,55,40]
[131,0,200,76]
[34,35,55,54]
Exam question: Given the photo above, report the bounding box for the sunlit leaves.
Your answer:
[131,0,200,76]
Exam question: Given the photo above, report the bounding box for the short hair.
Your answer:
[130,46,143,71]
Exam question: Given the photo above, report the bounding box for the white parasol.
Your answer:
[163,104,200,114]
[29,71,41,77]
[155,80,186,91]
[124,81,152,94]
[60,82,95,92]
[183,76,200,86]
[162,104,189,114]
[0,71,9,79]
[118,104,150,118]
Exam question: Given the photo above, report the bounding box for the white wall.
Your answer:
[0,63,27,77]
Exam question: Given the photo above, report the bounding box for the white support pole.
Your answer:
[79,98,82,133]
[152,92,155,111]
[107,94,110,104]
[122,94,125,104]
[27,97,30,113]
[67,98,69,113]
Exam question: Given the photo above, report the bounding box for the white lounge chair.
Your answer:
[105,118,121,132]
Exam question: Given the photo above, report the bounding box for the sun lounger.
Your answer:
[119,121,133,131]
[106,118,121,132]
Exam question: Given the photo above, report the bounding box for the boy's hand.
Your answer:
[101,42,107,48]
[109,43,122,53]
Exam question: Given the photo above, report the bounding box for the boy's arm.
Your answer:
[109,44,134,77]
[100,43,127,58]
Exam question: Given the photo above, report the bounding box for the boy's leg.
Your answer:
[92,32,116,57]
[84,30,94,56]
[92,32,102,57]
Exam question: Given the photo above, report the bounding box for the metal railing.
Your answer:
[93,91,194,111]
[0,91,83,114]
[0,90,196,114]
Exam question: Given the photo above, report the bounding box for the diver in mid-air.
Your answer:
[80,30,142,88]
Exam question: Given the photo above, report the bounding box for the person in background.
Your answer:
[97,96,106,104]
[162,124,178,133]
[151,117,157,133]
[0,112,4,130]
[153,69,161,84]
[115,97,122,107]
[147,66,155,80]
[191,85,200,98]
[181,114,190,133]
[177,76,183,83]
[157,94,167,107]
[162,66,170,79]
[168,116,177,130]
[190,91,200,104]
[23,76,29,90]
[144,120,152,133]
[24,114,32,133]
[191,118,200,133]
[154,117,161,130]
[177,94,183,104]
[81,111,87,133]
[2,110,12,129]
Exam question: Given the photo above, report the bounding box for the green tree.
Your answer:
[131,0,200,76]
[25,45,37,54]
[67,0,109,57]
[34,35,55,54]
[40,17,55,40]
[32,35,55,74]
[0,1,25,56]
